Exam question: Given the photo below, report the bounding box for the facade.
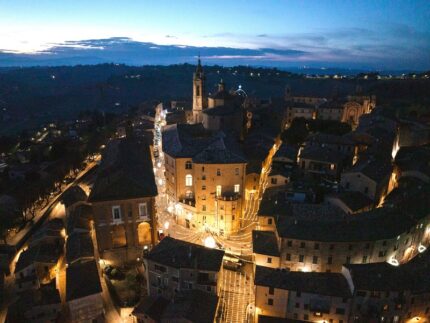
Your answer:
[88,136,158,265]
[163,123,247,236]
[143,237,225,300]
[284,92,376,130]
[297,145,343,180]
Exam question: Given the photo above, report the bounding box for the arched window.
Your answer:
[185,174,193,186]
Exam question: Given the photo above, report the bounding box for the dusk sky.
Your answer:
[1,0,429,70]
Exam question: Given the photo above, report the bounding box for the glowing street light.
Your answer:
[204,236,216,249]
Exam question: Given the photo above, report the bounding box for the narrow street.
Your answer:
[151,106,277,323]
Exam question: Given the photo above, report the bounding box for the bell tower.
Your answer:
[192,56,206,123]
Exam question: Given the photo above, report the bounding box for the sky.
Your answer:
[0,0,429,70]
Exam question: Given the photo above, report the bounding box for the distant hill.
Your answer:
[0,64,428,135]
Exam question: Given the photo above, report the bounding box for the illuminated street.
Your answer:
[151,107,276,322]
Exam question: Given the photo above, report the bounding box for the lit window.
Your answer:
[330,164,335,170]
[138,203,148,218]
[185,174,193,186]
[112,206,121,221]
[216,185,222,197]
[234,184,240,193]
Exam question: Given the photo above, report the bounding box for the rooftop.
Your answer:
[88,137,157,202]
[252,230,280,257]
[344,156,393,183]
[255,266,351,298]
[66,203,92,235]
[298,145,343,164]
[65,232,94,264]
[345,249,430,293]
[327,191,374,212]
[276,206,422,242]
[15,242,61,273]
[66,260,102,301]
[61,185,87,208]
[144,236,224,272]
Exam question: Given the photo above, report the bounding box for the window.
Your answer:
[300,242,306,248]
[267,257,272,264]
[185,161,192,169]
[327,256,333,265]
[269,286,274,295]
[138,203,148,218]
[287,240,293,247]
[196,85,200,96]
[234,184,240,193]
[216,185,222,197]
[362,255,368,263]
[202,185,206,190]
[329,244,335,250]
[185,174,193,186]
[235,168,239,175]
[299,255,304,263]
[202,205,206,211]
[379,250,386,257]
[112,206,121,221]
[286,254,291,261]
[346,256,351,264]
[268,218,273,225]
[268,299,274,306]
[271,178,277,184]
[217,169,221,176]
[202,175,206,180]
[314,243,320,250]
[348,244,353,251]
[312,256,318,264]
[202,166,205,172]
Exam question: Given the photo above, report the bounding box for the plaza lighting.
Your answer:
[204,236,216,249]
[387,257,399,266]
[164,221,170,230]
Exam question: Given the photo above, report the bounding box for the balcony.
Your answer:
[179,196,196,207]
[216,192,240,201]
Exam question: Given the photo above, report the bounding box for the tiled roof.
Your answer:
[328,191,373,212]
[255,266,351,298]
[88,137,157,202]
[252,230,280,257]
[66,260,102,301]
[144,237,224,272]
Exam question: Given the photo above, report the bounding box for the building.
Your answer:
[132,289,219,323]
[88,136,158,265]
[65,231,94,265]
[143,237,225,300]
[192,57,207,123]
[394,144,430,183]
[272,204,430,273]
[6,281,61,323]
[14,241,62,290]
[340,157,394,204]
[66,260,104,322]
[162,123,246,236]
[297,145,343,180]
[253,230,280,268]
[343,249,430,323]
[255,266,352,322]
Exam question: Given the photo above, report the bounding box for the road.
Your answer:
[0,155,100,323]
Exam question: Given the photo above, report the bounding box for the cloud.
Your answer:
[0,24,429,71]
